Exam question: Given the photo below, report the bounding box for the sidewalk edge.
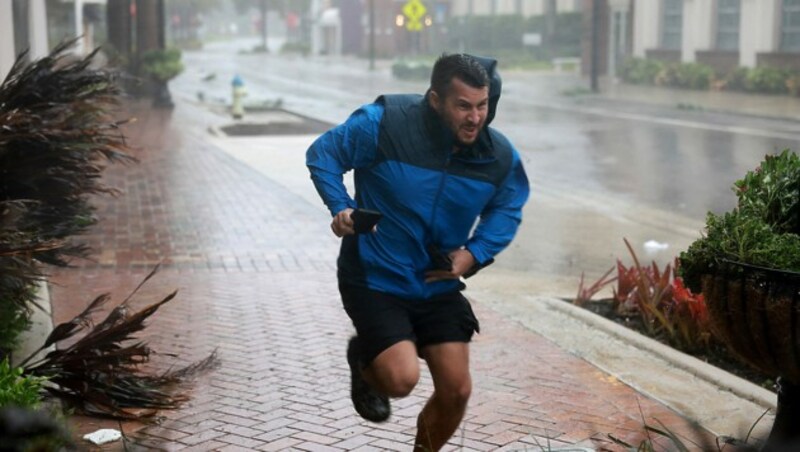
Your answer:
[535,295,777,410]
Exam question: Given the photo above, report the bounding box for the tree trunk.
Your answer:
[106,0,132,56]
[136,0,160,54]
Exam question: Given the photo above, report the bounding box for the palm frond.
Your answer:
[0,38,137,268]
[23,271,218,420]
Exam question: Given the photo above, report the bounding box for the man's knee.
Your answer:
[438,378,472,408]
[369,340,420,397]
[377,365,419,398]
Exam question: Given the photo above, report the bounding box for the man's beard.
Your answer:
[441,112,482,147]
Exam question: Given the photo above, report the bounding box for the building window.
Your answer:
[662,0,683,50]
[716,0,740,51]
[782,0,800,51]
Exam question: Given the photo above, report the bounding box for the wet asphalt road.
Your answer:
[171,39,800,296]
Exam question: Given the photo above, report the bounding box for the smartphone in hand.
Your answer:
[351,208,383,234]
[426,244,453,271]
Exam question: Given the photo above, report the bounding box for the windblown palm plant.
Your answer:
[0,40,135,356]
[1,42,216,420]
[20,266,217,420]
[0,39,136,266]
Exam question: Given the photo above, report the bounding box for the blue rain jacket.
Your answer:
[306,61,529,300]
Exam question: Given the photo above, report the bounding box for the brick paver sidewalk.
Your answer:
[49,102,713,451]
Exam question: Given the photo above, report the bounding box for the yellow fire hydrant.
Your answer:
[231,74,246,119]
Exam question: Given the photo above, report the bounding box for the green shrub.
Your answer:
[174,38,203,51]
[445,12,581,58]
[680,150,800,291]
[620,58,663,85]
[746,66,791,94]
[0,357,45,408]
[788,74,800,96]
[675,62,714,89]
[724,66,750,91]
[447,14,527,54]
[622,59,800,95]
[656,62,714,90]
[526,12,582,57]
[479,49,552,70]
[391,60,432,81]
[280,41,310,56]
[140,48,184,82]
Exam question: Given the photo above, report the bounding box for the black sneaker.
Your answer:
[347,336,390,422]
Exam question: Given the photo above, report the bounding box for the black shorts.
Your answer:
[339,283,480,365]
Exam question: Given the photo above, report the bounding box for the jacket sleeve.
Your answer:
[305,104,382,216]
[465,148,530,264]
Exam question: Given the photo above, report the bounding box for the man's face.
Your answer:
[430,77,489,147]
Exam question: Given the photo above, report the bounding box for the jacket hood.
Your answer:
[469,55,502,126]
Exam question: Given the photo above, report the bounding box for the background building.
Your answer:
[449,0,579,16]
[580,0,800,80]
[1,0,50,79]
[311,0,581,58]
[634,0,800,73]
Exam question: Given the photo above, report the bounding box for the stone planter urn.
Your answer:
[701,260,800,450]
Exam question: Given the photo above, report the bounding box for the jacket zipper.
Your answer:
[428,152,451,246]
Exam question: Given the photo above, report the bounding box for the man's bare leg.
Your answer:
[414,342,471,451]
[362,340,420,398]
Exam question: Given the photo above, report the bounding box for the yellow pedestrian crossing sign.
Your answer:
[403,0,427,32]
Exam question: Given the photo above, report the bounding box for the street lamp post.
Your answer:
[369,0,375,70]
[591,0,601,92]
[260,0,268,52]
[75,0,85,54]
[607,0,630,79]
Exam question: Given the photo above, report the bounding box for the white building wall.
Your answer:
[740,0,779,67]
[556,0,580,13]
[28,0,49,59]
[473,0,491,15]
[449,0,578,17]
[681,0,714,62]
[527,0,545,16]
[633,0,661,57]
[496,0,515,14]
[0,1,15,80]
[450,0,466,15]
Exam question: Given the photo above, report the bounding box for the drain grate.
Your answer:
[216,110,334,137]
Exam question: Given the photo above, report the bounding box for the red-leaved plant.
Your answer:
[574,238,712,353]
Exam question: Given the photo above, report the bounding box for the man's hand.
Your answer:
[331,208,355,237]
[425,249,476,283]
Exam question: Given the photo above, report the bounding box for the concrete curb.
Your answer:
[470,288,777,438]
[539,296,777,410]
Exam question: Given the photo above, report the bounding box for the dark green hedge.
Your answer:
[621,57,800,95]
[445,12,581,58]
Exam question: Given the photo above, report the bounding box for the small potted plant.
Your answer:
[140,48,184,108]
[680,149,800,450]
